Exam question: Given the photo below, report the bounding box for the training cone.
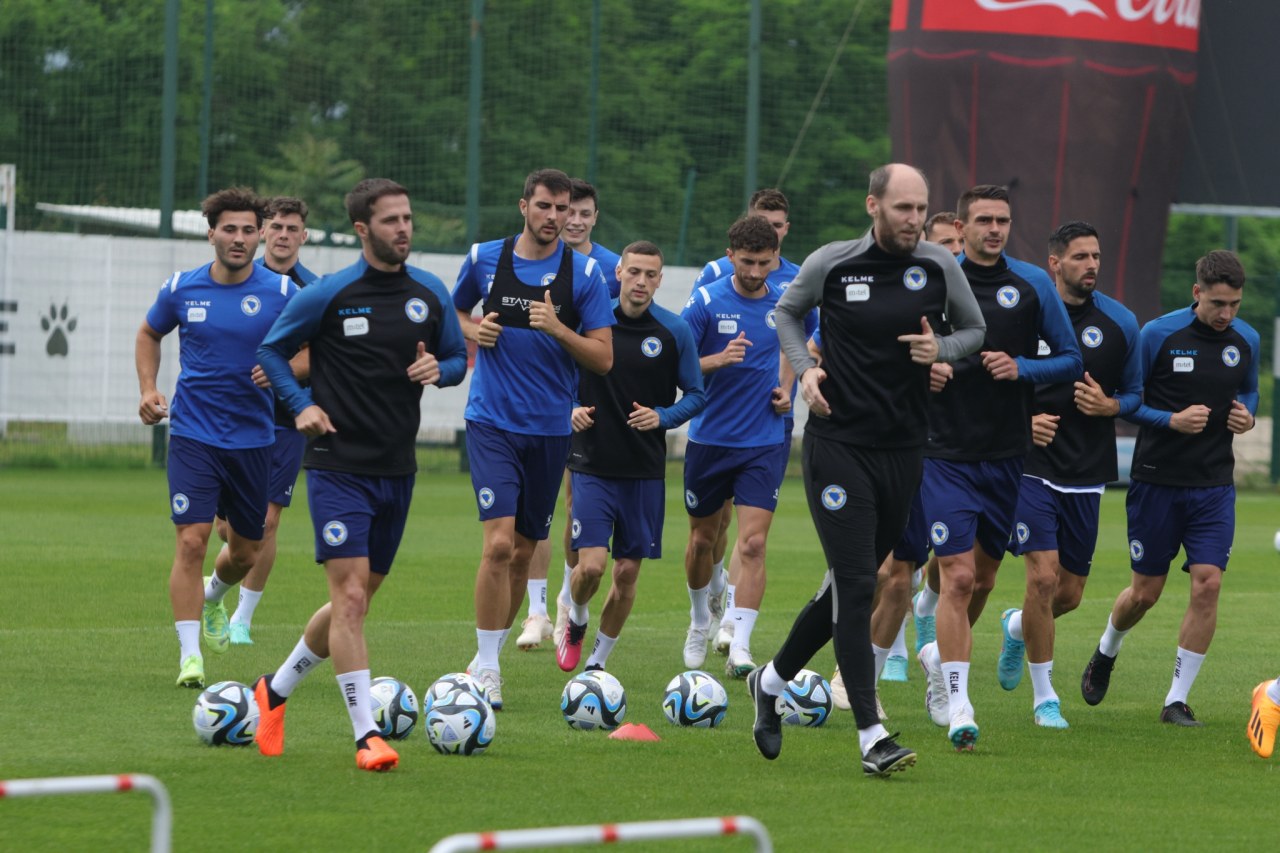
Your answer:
[608,723,661,742]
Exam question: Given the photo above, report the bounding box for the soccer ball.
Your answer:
[423,672,489,713]
[561,671,627,731]
[662,670,728,728]
[192,680,259,746]
[369,676,419,740]
[425,688,496,756]
[780,669,833,727]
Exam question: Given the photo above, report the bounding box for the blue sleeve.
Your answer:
[681,291,709,354]
[1238,321,1262,415]
[452,247,483,313]
[810,327,823,349]
[258,280,333,416]
[423,278,468,389]
[656,312,708,429]
[144,274,180,334]
[1126,319,1174,429]
[576,264,616,332]
[1015,272,1082,384]
[804,308,819,338]
[1106,298,1143,417]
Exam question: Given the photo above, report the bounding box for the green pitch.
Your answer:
[2,467,1278,851]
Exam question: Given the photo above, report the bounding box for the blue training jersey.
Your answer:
[453,236,615,436]
[587,243,623,298]
[145,262,296,449]
[694,254,801,292]
[682,278,789,449]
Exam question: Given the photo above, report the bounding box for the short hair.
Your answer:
[868,163,929,199]
[201,187,263,229]
[569,178,599,207]
[1196,250,1246,289]
[748,188,789,216]
[925,211,957,239]
[264,196,309,222]
[523,168,573,201]
[345,178,408,225]
[621,240,664,265]
[1048,220,1099,256]
[727,215,779,254]
[956,184,1010,222]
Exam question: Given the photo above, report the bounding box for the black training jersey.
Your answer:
[569,302,706,480]
[258,257,468,477]
[776,232,985,449]
[1127,305,1260,487]
[926,254,1082,462]
[1025,291,1142,486]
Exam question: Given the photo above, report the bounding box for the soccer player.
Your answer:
[915,185,1081,750]
[134,187,296,688]
[210,196,318,645]
[680,215,809,679]
[555,241,706,672]
[252,178,467,771]
[1080,249,1258,726]
[1248,677,1280,758]
[925,211,963,256]
[997,221,1140,729]
[453,168,614,708]
[751,162,985,776]
[522,178,623,652]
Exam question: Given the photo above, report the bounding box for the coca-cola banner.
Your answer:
[888,0,1200,320]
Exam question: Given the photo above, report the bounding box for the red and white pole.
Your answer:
[1,773,172,853]
[429,815,772,853]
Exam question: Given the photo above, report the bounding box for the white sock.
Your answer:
[270,638,326,698]
[915,585,939,618]
[858,723,890,756]
[912,568,923,591]
[527,579,548,618]
[1029,661,1057,708]
[175,620,200,660]
[889,617,909,658]
[871,643,891,680]
[570,596,589,626]
[688,584,711,628]
[924,640,941,670]
[585,632,617,670]
[476,629,504,672]
[498,628,510,652]
[1268,679,1280,705]
[1164,647,1205,706]
[728,607,758,654]
[230,587,263,627]
[708,560,727,596]
[559,563,574,608]
[942,660,971,721]
[336,669,376,740]
[1008,609,1024,642]
[1098,616,1129,657]
[205,572,234,603]
[724,583,737,613]
[760,661,786,696]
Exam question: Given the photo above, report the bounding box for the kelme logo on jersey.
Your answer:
[685,490,699,509]
[241,295,262,316]
[821,485,847,511]
[1082,326,1103,348]
[766,310,777,329]
[171,493,190,515]
[571,519,582,539]
[1129,539,1144,561]
[1222,345,1241,367]
[1016,522,1030,544]
[930,522,949,546]
[404,298,429,323]
[903,266,927,291]
[478,488,495,510]
[641,336,663,358]
[996,286,1020,308]
[323,520,348,546]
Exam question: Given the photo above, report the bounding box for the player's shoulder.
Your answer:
[910,239,959,269]
[1231,315,1262,348]
[695,257,732,286]
[167,263,214,291]
[649,301,691,334]
[1005,254,1054,290]
[468,237,511,265]
[1141,305,1194,338]
[246,262,293,293]
[803,233,875,270]
[406,263,448,294]
[590,243,621,267]
[1092,291,1139,331]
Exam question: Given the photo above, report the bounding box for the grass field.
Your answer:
[3,466,1279,852]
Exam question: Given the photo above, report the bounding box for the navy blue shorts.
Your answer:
[682,441,789,518]
[167,435,269,540]
[920,456,1024,560]
[891,489,931,566]
[465,419,570,540]
[306,469,414,575]
[268,427,307,507]
[1007,476,1102,577]
[1126,481,1235,576]
[569,472,665,560]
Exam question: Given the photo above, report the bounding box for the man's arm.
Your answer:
[135,321,168,425]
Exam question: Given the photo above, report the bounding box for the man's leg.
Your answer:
[1081,571,1167,705]
[1159,563,1221,724]
[473,515,518,704]
[724,504,775,677]
[227,501,285,644]
[554,470,577,647]
[683,512,721,668]
[585,558,642,672]
[559,545,607,671]
[171,522,213,686]
[517,538,554,650]
[711,501,734,652]
[870,555,915,680]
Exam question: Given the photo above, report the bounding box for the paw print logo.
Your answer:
[41,303,77,357]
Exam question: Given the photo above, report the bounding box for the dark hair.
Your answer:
[621,240,664,264]
[956,184,1010,222]
[869,163,929,199]
[1196,250,1246,289]
[925,211,957,238]
[727,215,780,253]
[748,188,789,215]
[344,178,408,225]
[1048,220,1099,255]
[264,196,309,222]
[569,178,599,207]
[201,187,263,229]
[523,168,573,201]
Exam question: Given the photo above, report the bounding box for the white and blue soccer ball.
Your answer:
[369,676,419,740]
[662,670,728,728]
[561,670,627,731]
[780,669,833,727]
[192,680,259,746]
[423,672,489,713]
[425,688,496,756]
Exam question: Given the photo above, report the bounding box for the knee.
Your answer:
[687,524,717,554]
[481,533,516,568]
[738,531,768,563]
[1055,586,1083,615]
[1129,585,1162,611]
[578,559,606,583]
[941,566,976,598]
[612,562,640,591]
[1190,571,1222,605]
[175,527,210,561]
[1026,566,1058,603]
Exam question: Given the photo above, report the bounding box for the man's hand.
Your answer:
[251,364,271,389]
[1073,371,1118,417]
[528,291,565,340]
[407,341,441,385]
[982,350,1019,381]
[897,316,939,365]
[475,312,503,348]
[1031,413,1060,447]
[571,406,596,432]
[770,386,792,415]
[295,404,337,438]
[628,402,661,431]
[719,332,752,369]
[800,366,830,418]
[138,391,168,425]
[929,362,953,393]
[1227,400,1255,434]
[1169,404,1211,435]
